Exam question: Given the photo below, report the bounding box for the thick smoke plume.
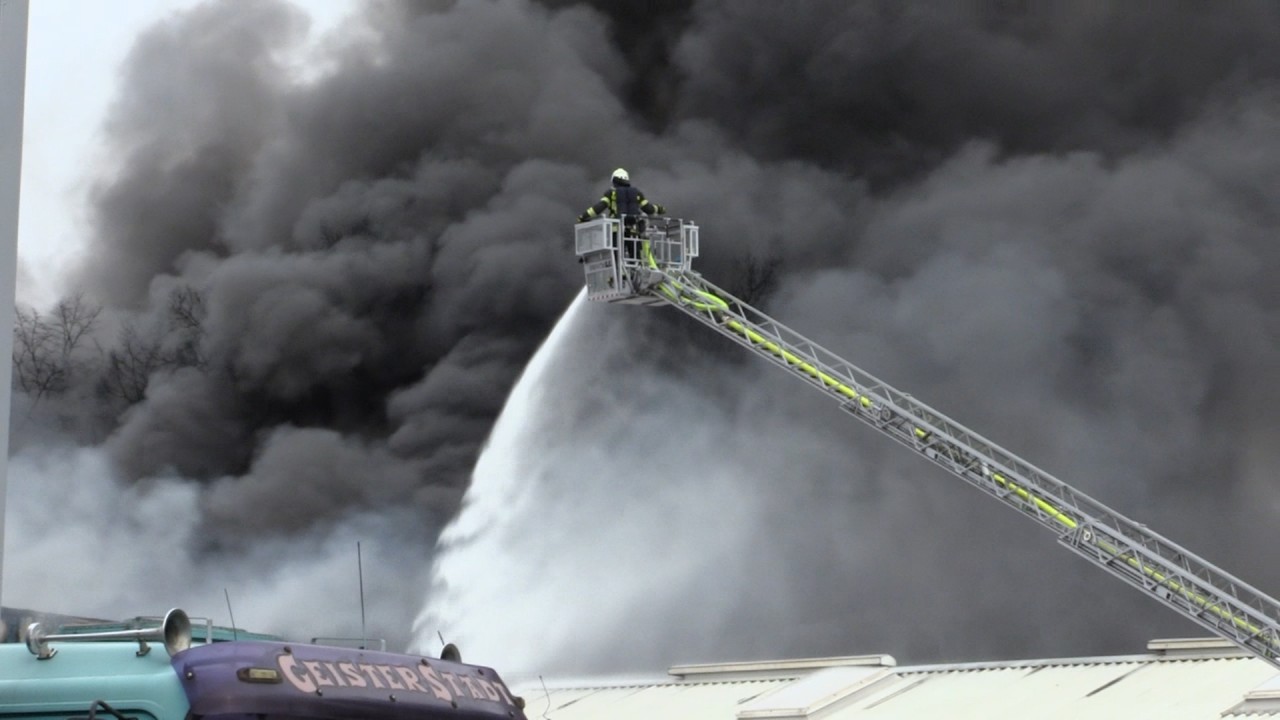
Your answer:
[11,0,1280,671]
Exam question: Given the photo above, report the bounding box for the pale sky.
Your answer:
[18,0,356,308]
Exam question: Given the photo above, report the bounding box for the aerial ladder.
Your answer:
[574,214,1280,669]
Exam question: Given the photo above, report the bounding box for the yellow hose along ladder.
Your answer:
[574,215,1280,668]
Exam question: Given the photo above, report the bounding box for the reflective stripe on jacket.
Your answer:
[583,183,659,219]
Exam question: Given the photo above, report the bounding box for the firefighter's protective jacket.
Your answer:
[580,180,663,221]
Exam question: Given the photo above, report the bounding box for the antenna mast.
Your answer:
[357,541,367,649]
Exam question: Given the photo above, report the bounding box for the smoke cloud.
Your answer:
[10,0,1280,676]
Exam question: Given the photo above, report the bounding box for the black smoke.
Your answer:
[13,0,1280,669]
[64,0,627,545]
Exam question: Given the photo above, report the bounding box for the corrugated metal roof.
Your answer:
[512,646,1280,719]
[837,659,1275,720]
[519,679,790,720]
[739,666,892,718]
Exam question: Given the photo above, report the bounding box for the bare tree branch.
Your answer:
[102,323,165,405]
[12,293,102,402]
[731,251,783,305]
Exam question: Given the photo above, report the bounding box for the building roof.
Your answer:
[511,639,1280,719]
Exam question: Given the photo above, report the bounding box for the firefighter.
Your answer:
[577,168,665,236]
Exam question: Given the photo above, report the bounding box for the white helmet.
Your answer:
[611,167,629,184]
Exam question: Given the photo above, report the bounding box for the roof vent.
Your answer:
[669,655,895,683]
[1223,672,1280,716]
[1147,637,1248,660]
[736,665,894,719]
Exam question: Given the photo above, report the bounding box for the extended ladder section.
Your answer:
[573,217,1280,669]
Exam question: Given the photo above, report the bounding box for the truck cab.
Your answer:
[0,609,526,720]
